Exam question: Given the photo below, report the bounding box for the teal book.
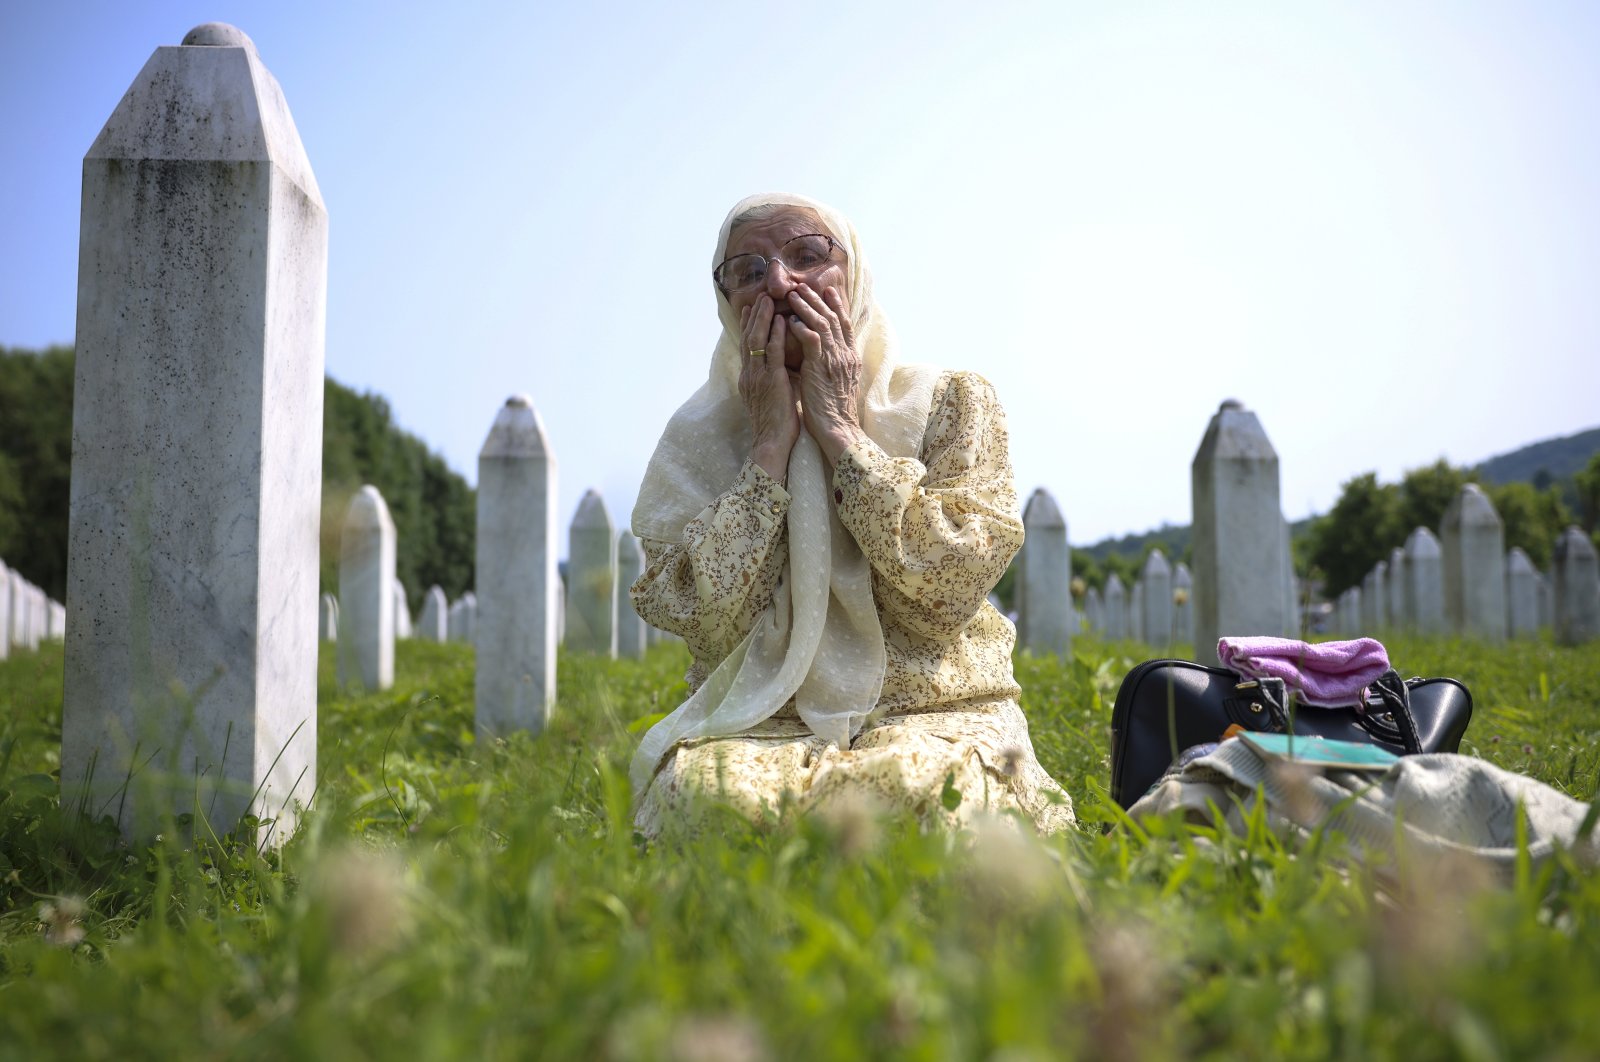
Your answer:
[1239,732,1400,772]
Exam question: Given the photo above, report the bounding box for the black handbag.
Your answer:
[1109,659,1473,810]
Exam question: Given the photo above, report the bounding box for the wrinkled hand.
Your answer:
[787,284,865,464]
[738,294,801,483]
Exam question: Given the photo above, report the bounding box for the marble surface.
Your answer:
[1017,488,1072,659]
[566,489,617,656]
[1441,484,1507,641]
[338,486,396,691]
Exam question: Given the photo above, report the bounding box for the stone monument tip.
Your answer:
[1219,398,1244,412]
[505,394,533,409]
[181,23,257,50]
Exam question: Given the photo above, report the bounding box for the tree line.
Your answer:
[0,346,476,610]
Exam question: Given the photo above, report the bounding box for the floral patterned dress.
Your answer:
[631,371,1074,836]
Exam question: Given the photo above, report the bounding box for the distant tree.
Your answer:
[1576,453,1600,533]
[1394,459,1471,540]
[1304,473,1403,596]
[0,345,75,599]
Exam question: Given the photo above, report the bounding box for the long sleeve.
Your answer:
[631,459,791,683]
[830,371,1023,642]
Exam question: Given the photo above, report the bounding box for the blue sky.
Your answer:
[4,1,1599,547]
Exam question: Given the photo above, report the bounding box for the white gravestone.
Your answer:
[1403,527,1445,635]
[1172,562,1195,646]
[1130,580,1144,645]
[61,23,323,841]
[566,490,618,656]
[1504,548,1540,639]
[49,601,66,641]
[393,581,412,641]
[1537,570,1553,631]
[1139,550,1173,646]
[616,531,648,660]
[0,563,9,661]
[1363,562,1387,631]
[1339,586,1361,635]
[475,395,558,736]
[447,598,466,643]
[1016,488,1072,658]
[1387,547,1407,632]
[1552,526,1599,645]
[1191,400,1290,665]
[462,592,478,645]
[337,486,396,691]
[417,585,448,642]
[319,594,338,642]
[1441,484,1507,641]
[1084,586,1103,635]
[29,584,47,649]
[6,573,24,651]
[1104,574,1127,641]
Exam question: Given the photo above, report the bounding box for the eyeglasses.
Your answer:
[713,233,843,294]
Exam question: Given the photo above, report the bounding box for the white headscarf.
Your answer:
[630,193,945,793]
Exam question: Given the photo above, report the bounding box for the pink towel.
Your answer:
[1216,636,1391,708]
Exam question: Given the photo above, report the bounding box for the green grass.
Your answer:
[1,634,1598,1059]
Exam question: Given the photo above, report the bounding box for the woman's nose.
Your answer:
[763,259,797,300]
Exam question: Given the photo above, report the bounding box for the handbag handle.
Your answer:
[1369,669,1423,755]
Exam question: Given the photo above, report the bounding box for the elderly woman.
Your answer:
[629,192,1072,837]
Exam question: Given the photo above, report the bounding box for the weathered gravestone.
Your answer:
[1139,550,1173,646]
[60,23,324,841]
[1552,526,1599,645]
[1339,586,1361,635]
[1129,580,1144,645]
[1173,562,1195,645]
[417,585,448,642]
[1387,547,1407,632]
[1363,562,1387,631]
[48,601,66,641]
[1441,484,1506,641]
[1402,527,1445,635]
[338,486,396,691]
[566,490,618,656]
[1016,488,1072,658]
[1104,574,1127,641]
[475,395,558,736]
[319,594,338,642]
[1084,586,1103,635]
[1191,400,1290,665]
[1504,548,1540,639]
[393,581,412,641]
[616,531,648,660]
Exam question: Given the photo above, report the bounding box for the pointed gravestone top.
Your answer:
[1445,483,1502,529]
[1022,488,1064,529]
[1507,547,1536,575]
[1106,573,1125,594]
[573,489,613,531]
[181,22,257,50]
[1406,526,1442,557]
[1173,562,1192,585]
[1142,549,1170,578]
[347,485,392,529]
[1557,524,1596,558]
[1193,399,1277,463]
[480,395,551,459]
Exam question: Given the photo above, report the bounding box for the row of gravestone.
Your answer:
[1329,488,1600,646]
[313,482,673,673]
[0,560,65,659]
[1015,400,1301,662]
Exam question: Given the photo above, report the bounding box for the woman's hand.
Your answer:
[788,284,866,465]
[738,294,801,483]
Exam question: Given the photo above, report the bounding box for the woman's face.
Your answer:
[722,208,848,370]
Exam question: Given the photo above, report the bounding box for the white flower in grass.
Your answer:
[668,1014,768,1062]
[39,895,87,948]
[307,847,411,959]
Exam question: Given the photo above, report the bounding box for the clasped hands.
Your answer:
[738,283,865,483]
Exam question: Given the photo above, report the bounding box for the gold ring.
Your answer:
[748,348,766,357]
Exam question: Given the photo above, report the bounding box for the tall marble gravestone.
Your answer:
[1387,547,1407,632]
[1363,562,1388,630]
[615,531,649,660]
[1403,527,1445,635]
[48,601,67,641]
[319,594,339,642]
[1129,580,1144,645]
[1104,574,1128,641]
[447,598,466,643]
[475,395,558,736]
[417,585,448,642]
[1552,526,1599,645]
[1016,488,1072,658]
[566,490,618,656]
[1139,550,1173,646]
[1339,587,1361,634]
[1441,484,1506,641]
[392,581,412,640]
[1536,571,1553,631]
[60,24,324,841]
[1191,400,1289,665]
[337,486,396,691]
[1172,562,1195,646]
[8,575,27,650]
[1084,586,1104,635]
[1504,548,1540,639]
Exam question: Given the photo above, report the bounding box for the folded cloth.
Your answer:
[1216,636,1390,708]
